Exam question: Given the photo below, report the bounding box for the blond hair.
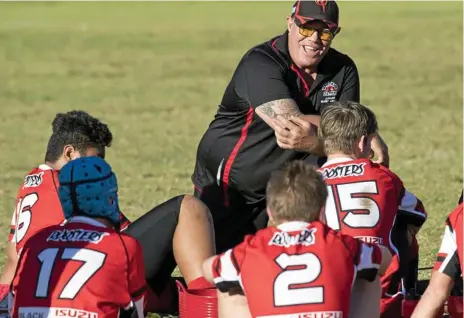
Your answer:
[318,101,378,155]
[266,161,327,223]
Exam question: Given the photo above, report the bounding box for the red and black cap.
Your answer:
[291,0,339,30]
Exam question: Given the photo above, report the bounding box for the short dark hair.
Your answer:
[266,160,328,223]
[44,111,113,163]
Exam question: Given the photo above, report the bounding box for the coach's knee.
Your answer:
[180,195,213,225]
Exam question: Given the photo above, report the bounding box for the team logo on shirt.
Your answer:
[269,228,317,248]
[322,81,338,97]
[23,172,44,188]
[47,229,109,244]
[321,81,339,104]
[320,162,366,180]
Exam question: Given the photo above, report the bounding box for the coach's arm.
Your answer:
[233,52,323,155]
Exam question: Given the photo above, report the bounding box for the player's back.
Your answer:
[9,165,132,254]
[11,217,142,318]
[238,221,362,318]
[319,158,400,249]
[9,165,64,253]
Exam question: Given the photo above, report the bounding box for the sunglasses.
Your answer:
[298,25,337,41]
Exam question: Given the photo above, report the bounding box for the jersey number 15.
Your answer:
[325,181,380,230]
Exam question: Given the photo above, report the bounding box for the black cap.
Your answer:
[291,0,339,29]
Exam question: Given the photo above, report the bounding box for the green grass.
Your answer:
[0,1,462,316]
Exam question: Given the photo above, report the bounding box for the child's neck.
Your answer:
[326,153,358,162]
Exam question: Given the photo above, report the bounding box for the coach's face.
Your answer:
[287,18,335,71]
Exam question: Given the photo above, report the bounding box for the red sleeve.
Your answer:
[211,235,251,292]
[397,188,427,227]
[379,165,427,227]
[8,187,22,243]
[434,205,462,279]
[119,212,131,232]
[125,236,147,313]
[340,233,382,282]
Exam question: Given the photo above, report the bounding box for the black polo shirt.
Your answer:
[192,31,360,207]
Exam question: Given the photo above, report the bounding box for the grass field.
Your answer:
[0,0,462,311]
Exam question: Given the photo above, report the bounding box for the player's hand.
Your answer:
[370,133,389,167]
[273,115,317,151]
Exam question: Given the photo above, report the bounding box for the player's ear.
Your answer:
[63,144,79,162]
[318,206,326,224]
[266,208,275,225]
[356,135,367,157]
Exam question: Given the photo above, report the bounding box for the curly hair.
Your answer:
[44,110,113,163]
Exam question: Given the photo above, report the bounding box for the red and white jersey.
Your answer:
[318,158,427,251]
[211,221,383,318]
[9,165,131,254]
[10,216,146,318]
[434,203,463,279]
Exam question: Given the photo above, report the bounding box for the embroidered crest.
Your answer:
[315,0,328,12]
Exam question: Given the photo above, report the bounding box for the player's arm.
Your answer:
[124,237,147,318]
[397,188,427,236]
[0,243,18,285]
[377,245,393,276]
[0,210,19,286]
[342,234,392,281]
[411,271,454,318]
[203,238,249,294]
[235,52,323,155]
[411,218,459,317]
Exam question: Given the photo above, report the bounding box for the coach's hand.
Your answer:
[273,115,318,152]
[371,133,389,167]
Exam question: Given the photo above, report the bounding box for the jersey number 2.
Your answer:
[325,181,380,230]
[36,248,106,299]
[273,253,323,306]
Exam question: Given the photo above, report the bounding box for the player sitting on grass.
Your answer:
[1,110,215,315]
[9,156,147,318]
[411,202,463,318]
[202,160,392,318]
[317,101,427,318]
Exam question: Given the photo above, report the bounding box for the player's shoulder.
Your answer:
[118,232,143,253]
[19,164,59,191]
[316,222,359,254]
[371,161,401,181]
[448,203,463,229]
[21,224,63,249]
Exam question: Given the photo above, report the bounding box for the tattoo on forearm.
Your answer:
[256,99,301,119]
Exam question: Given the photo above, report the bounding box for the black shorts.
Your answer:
[123,195,184,293]
[193,183,268,254]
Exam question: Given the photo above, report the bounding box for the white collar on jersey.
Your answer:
[38,164,53,171]
[67,216,108,228]
[321,157,355,168]
[277,221,310,232]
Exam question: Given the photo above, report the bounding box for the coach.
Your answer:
[192,0,389,252]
